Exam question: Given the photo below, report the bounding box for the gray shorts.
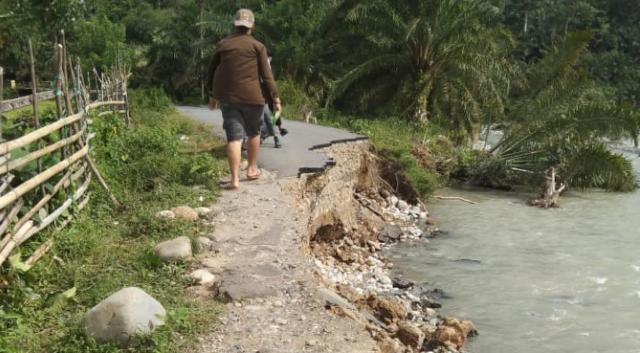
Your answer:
[220,103,264,141]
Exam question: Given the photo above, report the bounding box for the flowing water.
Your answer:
[387,146,640,353]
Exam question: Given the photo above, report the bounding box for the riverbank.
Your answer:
[190,140,477,353]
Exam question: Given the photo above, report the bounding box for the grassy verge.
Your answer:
[0,88,227,353]
[276,80,474,199]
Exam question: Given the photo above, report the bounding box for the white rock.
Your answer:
[197,236,213,251]
[154,236,192,261]
[390,196,399,206]
[419,212,428,219]
[82,287,165,346]
[155,210,175,220]
[189,269,216,286]
[195,207,211,217]
[397,200,410,211]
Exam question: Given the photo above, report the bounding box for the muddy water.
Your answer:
[388,148,640,353]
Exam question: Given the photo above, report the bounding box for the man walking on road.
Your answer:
[206,8,281,190]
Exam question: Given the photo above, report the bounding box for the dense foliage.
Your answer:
[1,0,639,191]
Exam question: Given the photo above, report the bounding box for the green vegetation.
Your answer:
[1,0,639,195]
[0,89,226,353]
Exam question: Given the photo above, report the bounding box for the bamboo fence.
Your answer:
[0,38,129,269]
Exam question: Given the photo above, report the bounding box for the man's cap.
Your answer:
[234,8,255,29]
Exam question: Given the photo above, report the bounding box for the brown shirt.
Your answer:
[206,33,279,106]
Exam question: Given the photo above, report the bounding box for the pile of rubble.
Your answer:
[310,189,477,353]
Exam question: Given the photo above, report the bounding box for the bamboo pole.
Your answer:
[0,101,122,155]
[0,65,4,140]
[0,174,14,195]
[123,91,131,127]
[54,44,66,160]
[0,199,23,239]
[25,238,54,267]
[12,169,73,232]
[0,220,33,265]
[0,145,88,210]
[0,111,83,155]
[60,31,72,114]
[19,198,73,245]
[77,193,90,211]
[28,39,44,179]
[0,128,84,174]
[86,157,120,209]
[68,56,80,112]
[70,163,86,183]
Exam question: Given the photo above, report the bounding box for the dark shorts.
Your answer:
[220,103,264,142]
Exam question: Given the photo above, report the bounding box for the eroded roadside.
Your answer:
[188,140,476,353]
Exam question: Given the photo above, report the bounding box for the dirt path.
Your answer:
[189,161,378,353]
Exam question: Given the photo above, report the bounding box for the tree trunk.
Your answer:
[528,167,566,208]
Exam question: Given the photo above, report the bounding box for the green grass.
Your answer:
[320,115,449,198]
[0,88,227,353]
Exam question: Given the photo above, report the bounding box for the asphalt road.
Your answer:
[177,106,366,178]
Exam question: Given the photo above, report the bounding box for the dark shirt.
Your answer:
[205,33,279,106]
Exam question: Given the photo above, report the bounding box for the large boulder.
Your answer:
[154,236,192,261]
[82,287,166,346]
[172,206,199,221]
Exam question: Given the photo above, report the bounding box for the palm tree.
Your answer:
[474,31,639,192]
[324,0,515,143]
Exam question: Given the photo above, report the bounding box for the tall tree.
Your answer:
[321,0,514,143]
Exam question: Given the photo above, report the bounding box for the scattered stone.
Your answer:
[396,321,425,349]
[378,337,404,353]
[155,210,175,220]
[397,200,409,211]
[195,207,211,217]
[392,277,415,290]
[154,236,193,261]
[389,196,399,207]
[274,318,288,325]
[82,287,166,346]
[305,339,318,347]
[197,236,213,251]
[377,224,403,243]
[172,206,199,221]
[433,317,477,350]
[189,269,216,286]
[366,295,407,324]
[318,287,356,310]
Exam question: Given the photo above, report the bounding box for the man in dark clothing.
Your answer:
[206,8,281,190]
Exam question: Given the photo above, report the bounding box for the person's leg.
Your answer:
[242,104,267,179]
[221,104,246,189]
[227,140,242,189]
[247,134,261,177]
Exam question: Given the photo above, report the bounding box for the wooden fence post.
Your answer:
[28,39,44,180]
[0,65,4,141]
[54,44,66,160]
[123,86,131,128]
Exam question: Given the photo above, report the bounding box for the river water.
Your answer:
[387,147,640,353]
